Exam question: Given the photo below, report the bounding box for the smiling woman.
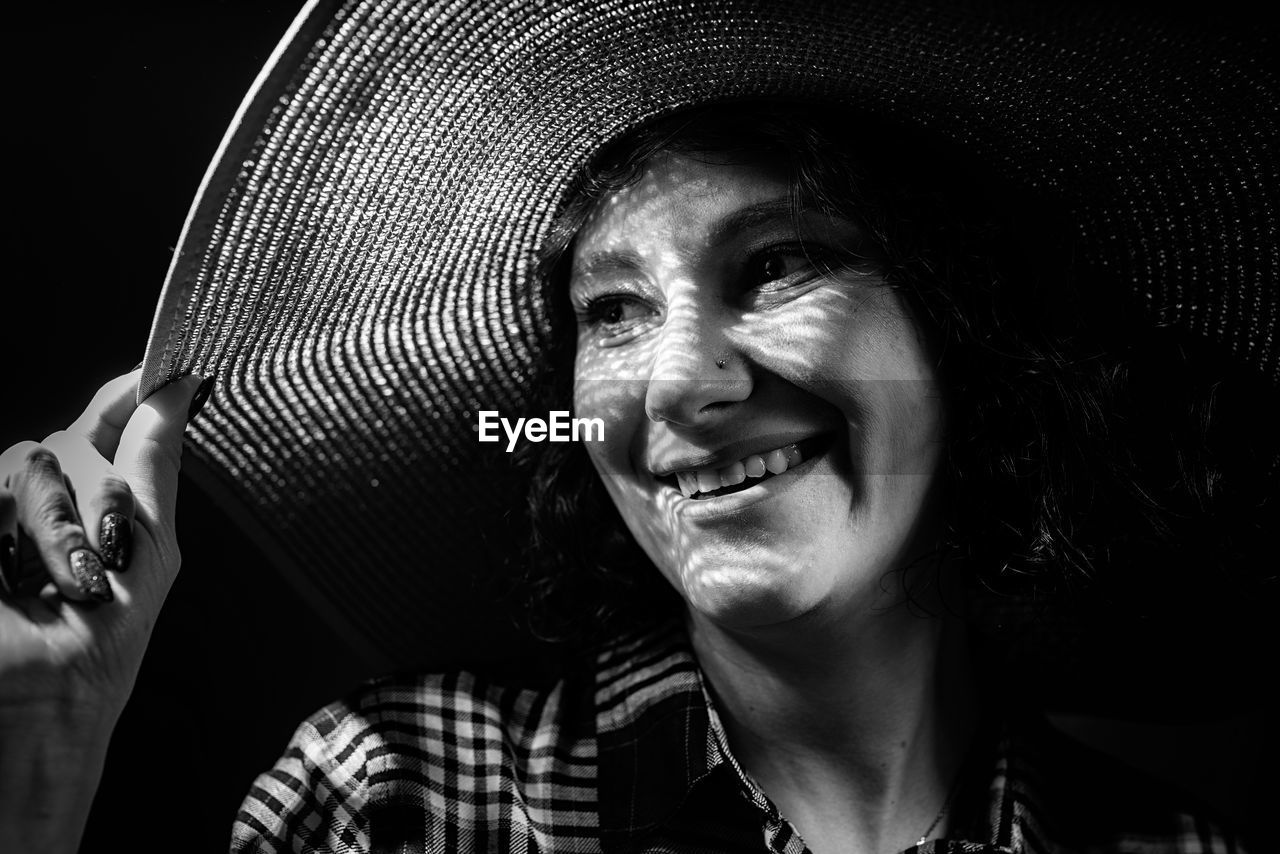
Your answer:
[503,103,1272,848]
[520,105,1136,644]
[566,144,962,848]
[2,2,1276,853]
[571,147,945,625]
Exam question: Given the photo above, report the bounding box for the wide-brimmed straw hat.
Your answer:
[139,0,1277,696]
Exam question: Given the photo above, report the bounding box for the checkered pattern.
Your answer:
[231,623,1244,853]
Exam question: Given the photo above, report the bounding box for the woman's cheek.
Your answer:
[734,288,865,378]
[575,370,640,478]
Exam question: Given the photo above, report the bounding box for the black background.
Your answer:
[5,2,1277,851]
[8,2,367,849]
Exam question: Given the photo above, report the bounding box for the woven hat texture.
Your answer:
[140,0,1278,672]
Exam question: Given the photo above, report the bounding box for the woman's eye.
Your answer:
[598,299,636,324]
[757,253,791,283]
[577,295,653,331]
[749,248,817,287]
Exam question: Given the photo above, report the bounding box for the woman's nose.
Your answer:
[643,301,750,426]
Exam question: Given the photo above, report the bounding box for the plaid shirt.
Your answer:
[231,623,1243,853]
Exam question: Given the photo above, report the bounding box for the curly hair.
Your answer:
[510,101,1274,647]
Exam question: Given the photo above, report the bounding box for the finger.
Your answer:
[115,374,208,530]
[41,432,136,572]
[67,369,145,464]
[0,442,111,603]
[3,495,54,600]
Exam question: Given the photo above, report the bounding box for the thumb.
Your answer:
[114,374,210,529]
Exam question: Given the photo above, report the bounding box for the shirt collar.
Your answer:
[593,620,1043,854]
[594,620,720,843]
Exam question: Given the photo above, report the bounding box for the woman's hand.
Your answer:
[0,369,207,854]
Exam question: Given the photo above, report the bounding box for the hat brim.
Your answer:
[141,0,1277,698]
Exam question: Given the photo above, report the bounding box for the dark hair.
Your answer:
[511,101,1274,647]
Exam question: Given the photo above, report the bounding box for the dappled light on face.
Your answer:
[568,152,947,631]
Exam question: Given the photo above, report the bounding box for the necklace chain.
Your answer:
[914,763,964,846]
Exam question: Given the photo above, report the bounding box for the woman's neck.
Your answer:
[687,605,980,854]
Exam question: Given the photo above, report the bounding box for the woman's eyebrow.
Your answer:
[707,198,850,245]
[571,248,646,281]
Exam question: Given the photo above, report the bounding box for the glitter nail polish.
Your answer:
[188,376,215,421]
[98,513,131,571]
[69,548,113,602]
[0,533,16,596]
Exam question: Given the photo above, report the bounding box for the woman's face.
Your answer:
[569,152,945,631]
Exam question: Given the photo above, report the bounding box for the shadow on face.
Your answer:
[568,151,946,632]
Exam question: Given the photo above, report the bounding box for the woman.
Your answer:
[2,1,1274,852]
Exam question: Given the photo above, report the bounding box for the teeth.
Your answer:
[671,443,804,498]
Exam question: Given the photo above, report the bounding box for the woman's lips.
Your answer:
[659,435,833,499]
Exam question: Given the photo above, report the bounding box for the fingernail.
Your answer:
[69,548,113,602]
[188,375,215,421]
[0,534,16,596]
[98,513,132,571]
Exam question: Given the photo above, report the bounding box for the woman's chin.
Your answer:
[681,564,822,630]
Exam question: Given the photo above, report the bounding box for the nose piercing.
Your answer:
[716,356,728,369]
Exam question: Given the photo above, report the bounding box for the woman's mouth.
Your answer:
[661,435,832,500]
